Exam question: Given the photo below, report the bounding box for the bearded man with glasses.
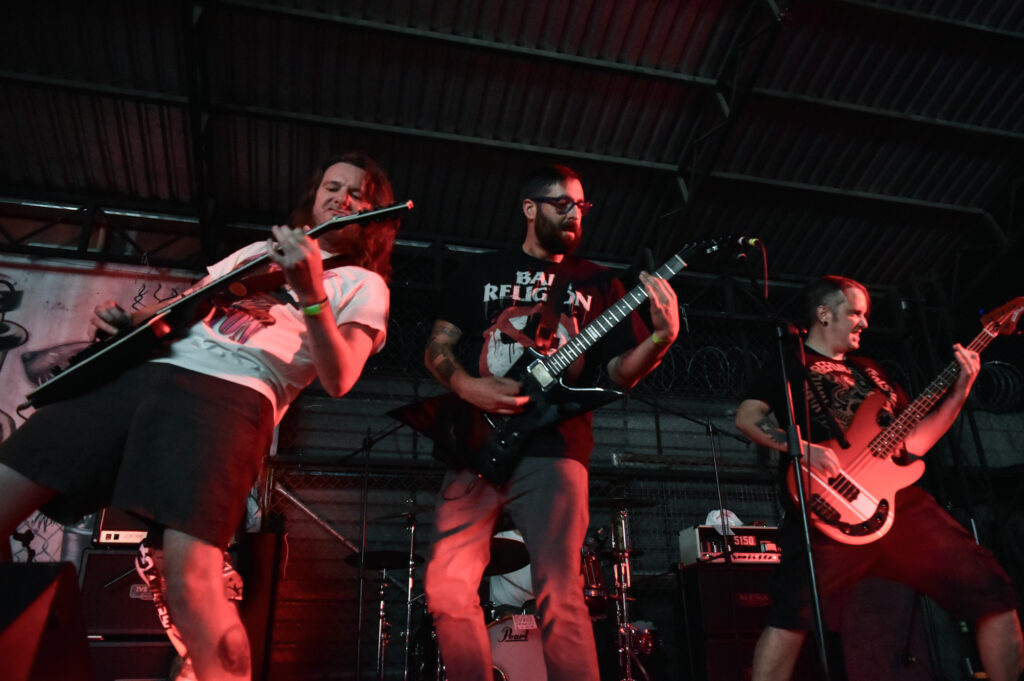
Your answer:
[421,164,679,681]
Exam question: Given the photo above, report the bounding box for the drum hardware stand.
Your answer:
[375,571,391,681]
[402,508,419,681]
[268,423,407,681]
[610,505,652,681]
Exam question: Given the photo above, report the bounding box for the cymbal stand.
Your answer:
[611,506,633,681]
[610,506,651,681]
[403,511,418,681]
[376,569,391,681]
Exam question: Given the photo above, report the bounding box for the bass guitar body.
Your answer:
[785,295,1024,545]
[786,390,925,545]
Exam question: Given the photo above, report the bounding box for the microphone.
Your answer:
[733,236,761,261]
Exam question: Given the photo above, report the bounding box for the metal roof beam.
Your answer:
[5,8,1022,147]
[183,2,218,261]
[212,0,718,87]
[753,87,1024,143]
[212,103,677,171]
[0,71,186,106]
[211,0,1024,144]
[836,0,1024,42]
[665,0,787,257]
[711,171,1008,245]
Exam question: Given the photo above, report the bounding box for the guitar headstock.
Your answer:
[981,297,1024,336]
[310,200,415,236]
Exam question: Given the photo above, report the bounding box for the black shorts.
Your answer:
[768,486,1018,631]
[0,363,273,548]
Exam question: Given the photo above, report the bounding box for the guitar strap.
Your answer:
[847,356,891,396]
[534,259,575,352]
[800,363,852,450]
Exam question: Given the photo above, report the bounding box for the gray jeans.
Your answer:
[424,457,599,681]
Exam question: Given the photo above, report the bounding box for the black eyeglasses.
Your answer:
[529,195,593,216]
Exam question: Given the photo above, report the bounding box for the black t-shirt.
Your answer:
[745,346,909,506]
[437,248,646,467]
[748,347,907,444]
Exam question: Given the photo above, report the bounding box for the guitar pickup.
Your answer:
[527,360,555,389]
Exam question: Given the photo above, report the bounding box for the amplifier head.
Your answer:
[679,525,781,565]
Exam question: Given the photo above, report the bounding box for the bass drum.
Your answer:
[487,615,547,681]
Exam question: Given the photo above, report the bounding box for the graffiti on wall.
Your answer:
[0,258,193,562]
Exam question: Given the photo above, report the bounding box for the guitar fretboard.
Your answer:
[869,322,999,458]
[540,242,712,377]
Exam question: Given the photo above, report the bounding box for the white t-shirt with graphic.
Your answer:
[152,242,389,422]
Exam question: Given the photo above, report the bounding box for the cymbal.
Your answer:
[372,504,435,520]
[345,550,424,570]
[589,496,660,509]
[483,538,530,577]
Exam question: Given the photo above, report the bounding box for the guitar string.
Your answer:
[835,327,994,483]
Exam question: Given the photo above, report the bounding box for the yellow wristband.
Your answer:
[301,297,329,316]
[650,332,670,347]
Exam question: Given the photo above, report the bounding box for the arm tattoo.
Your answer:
[426,323,463,388]
[756,416,788,448]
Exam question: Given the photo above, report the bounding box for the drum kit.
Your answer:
[352,496,659,681]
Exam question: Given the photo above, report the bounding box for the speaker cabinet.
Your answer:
[681,563,817,681]
[79,548,164,636]
[682,563,774,635]
[0,562,94,681]
[79,533,279,681]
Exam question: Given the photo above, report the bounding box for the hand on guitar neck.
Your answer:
[901,341,979,455]
[266,224,329,306]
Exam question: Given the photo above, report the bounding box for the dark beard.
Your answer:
[535,210,579,255]
[319,223,363,258]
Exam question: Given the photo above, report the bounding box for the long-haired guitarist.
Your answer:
[421,164,679,681]
[0,152,399,681]
[734,275,1023,681]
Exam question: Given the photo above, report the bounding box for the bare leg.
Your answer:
[751,626,807,681]
[162,529,251,681]
[0,463,57,561]
[976,610,1024,681]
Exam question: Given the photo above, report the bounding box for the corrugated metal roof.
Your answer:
[1,0,1022,319]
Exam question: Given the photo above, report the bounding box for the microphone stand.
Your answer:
[704,419,732,562]
[632,396,747,560]
[735,244,832,680]
[774,322,832,681]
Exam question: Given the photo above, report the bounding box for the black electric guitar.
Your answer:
[20,200,414,410]
[389,237,729,484]
[788,296,1024,545]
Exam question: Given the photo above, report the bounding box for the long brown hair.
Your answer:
[289,152,400,282]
